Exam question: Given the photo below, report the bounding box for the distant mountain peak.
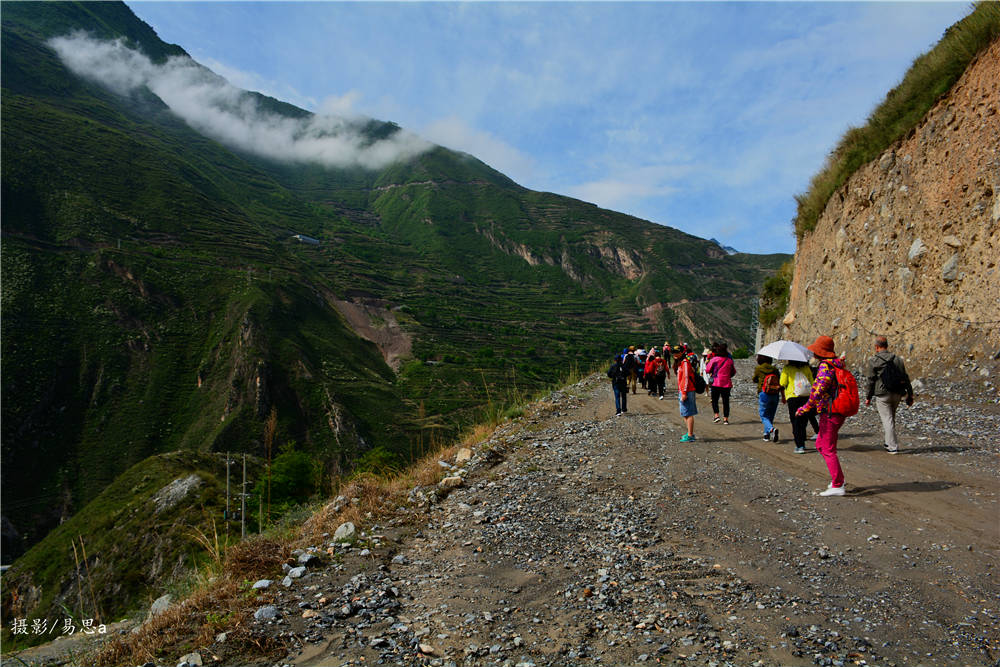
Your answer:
[710,238,739,255]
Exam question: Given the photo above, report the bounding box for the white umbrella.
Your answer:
[757,339,811,362]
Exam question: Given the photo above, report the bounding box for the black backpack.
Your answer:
[879,355,909,394]
[608,361,626,383]
[692,371,707,394]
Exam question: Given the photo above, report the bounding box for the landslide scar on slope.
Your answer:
[328,296,413,371]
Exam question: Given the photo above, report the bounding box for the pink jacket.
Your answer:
[705,355,735,389]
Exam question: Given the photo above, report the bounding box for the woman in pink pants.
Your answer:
[796,335,847,496]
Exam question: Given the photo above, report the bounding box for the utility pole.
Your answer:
[750,297,761,353]
[241,454,247,539]
[225,453,230,540]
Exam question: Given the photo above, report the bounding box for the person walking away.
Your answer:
[623,346,640,395]
[672,345,697,441]
[704,342,735,425]
[701,348,714,387]
[796,335,854,496]
[753,354,781,442]
[865,336,914,454]
[644,350,657,395]
[652,352,669,398]
[636,346,649,390]
[780,359,814,453]
[607,354,629,416]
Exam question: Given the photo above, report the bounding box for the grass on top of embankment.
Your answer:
[793,2,1000,239]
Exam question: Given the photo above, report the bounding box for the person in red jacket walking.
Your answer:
[672,345,697,442]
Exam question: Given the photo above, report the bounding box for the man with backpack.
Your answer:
[796,335,858,496]
[865,336,914,454]
[607,354,629,417]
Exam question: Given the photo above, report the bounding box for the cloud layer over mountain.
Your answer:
[48,32,430,170]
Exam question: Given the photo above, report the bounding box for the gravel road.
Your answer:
[251,361,999,667]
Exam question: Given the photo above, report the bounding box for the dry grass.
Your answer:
[87,398,525,666]
[89,536,290,666]
[88,420,505,666]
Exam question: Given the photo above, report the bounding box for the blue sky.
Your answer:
[124,1,971,255]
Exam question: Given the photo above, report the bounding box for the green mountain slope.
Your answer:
[1,1,786,636]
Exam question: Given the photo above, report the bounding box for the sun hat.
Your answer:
[807,335,837,358]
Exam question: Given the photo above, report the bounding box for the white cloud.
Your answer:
[48,32,430,170]
[565,165,687,212]
[422,116,535,184]
[319,91,364,118]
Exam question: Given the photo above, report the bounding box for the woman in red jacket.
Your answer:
[672,345,697,442]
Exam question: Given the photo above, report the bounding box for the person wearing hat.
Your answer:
[796,335,849,496]
[672,345,697,442]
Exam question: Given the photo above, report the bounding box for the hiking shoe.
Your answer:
[770,428,779,443]
[883,444,898,454]
[794,446,806,454]
[713,416,721,424]
[762,435,771,442]
[819,485,846,496]
[658,396,664,400]
[680,434,695,442]
[723,419,730,425]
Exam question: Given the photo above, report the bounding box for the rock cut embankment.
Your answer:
[774,38,1000,382]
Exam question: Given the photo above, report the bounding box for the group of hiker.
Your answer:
[608,334,915,496]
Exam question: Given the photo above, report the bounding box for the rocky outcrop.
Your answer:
[773,38,1000,378]
[477,224,645,284]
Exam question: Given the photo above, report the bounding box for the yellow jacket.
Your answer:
[779,364,814,401]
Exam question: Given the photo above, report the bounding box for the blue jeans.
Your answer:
[758,391,779,434]
[613,384,628,414]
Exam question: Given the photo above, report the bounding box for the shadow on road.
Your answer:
[850,480,959,496]
[900,445,976,455]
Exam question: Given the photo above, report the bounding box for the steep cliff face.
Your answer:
[773,38,1000,379]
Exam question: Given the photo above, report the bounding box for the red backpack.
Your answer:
[829,364,860,417]
[761,372,780,394]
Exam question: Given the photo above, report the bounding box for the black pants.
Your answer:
[653,373,666,397]
[710,386,731,418]
[786,396,809,447]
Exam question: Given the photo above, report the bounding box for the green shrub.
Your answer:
[255,442,318,509]
[795,3,1000,238]
[759,260,794,328]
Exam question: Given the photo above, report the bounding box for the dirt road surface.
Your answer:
[266,371,999,667]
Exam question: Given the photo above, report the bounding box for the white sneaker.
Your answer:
[819,485,846,496]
